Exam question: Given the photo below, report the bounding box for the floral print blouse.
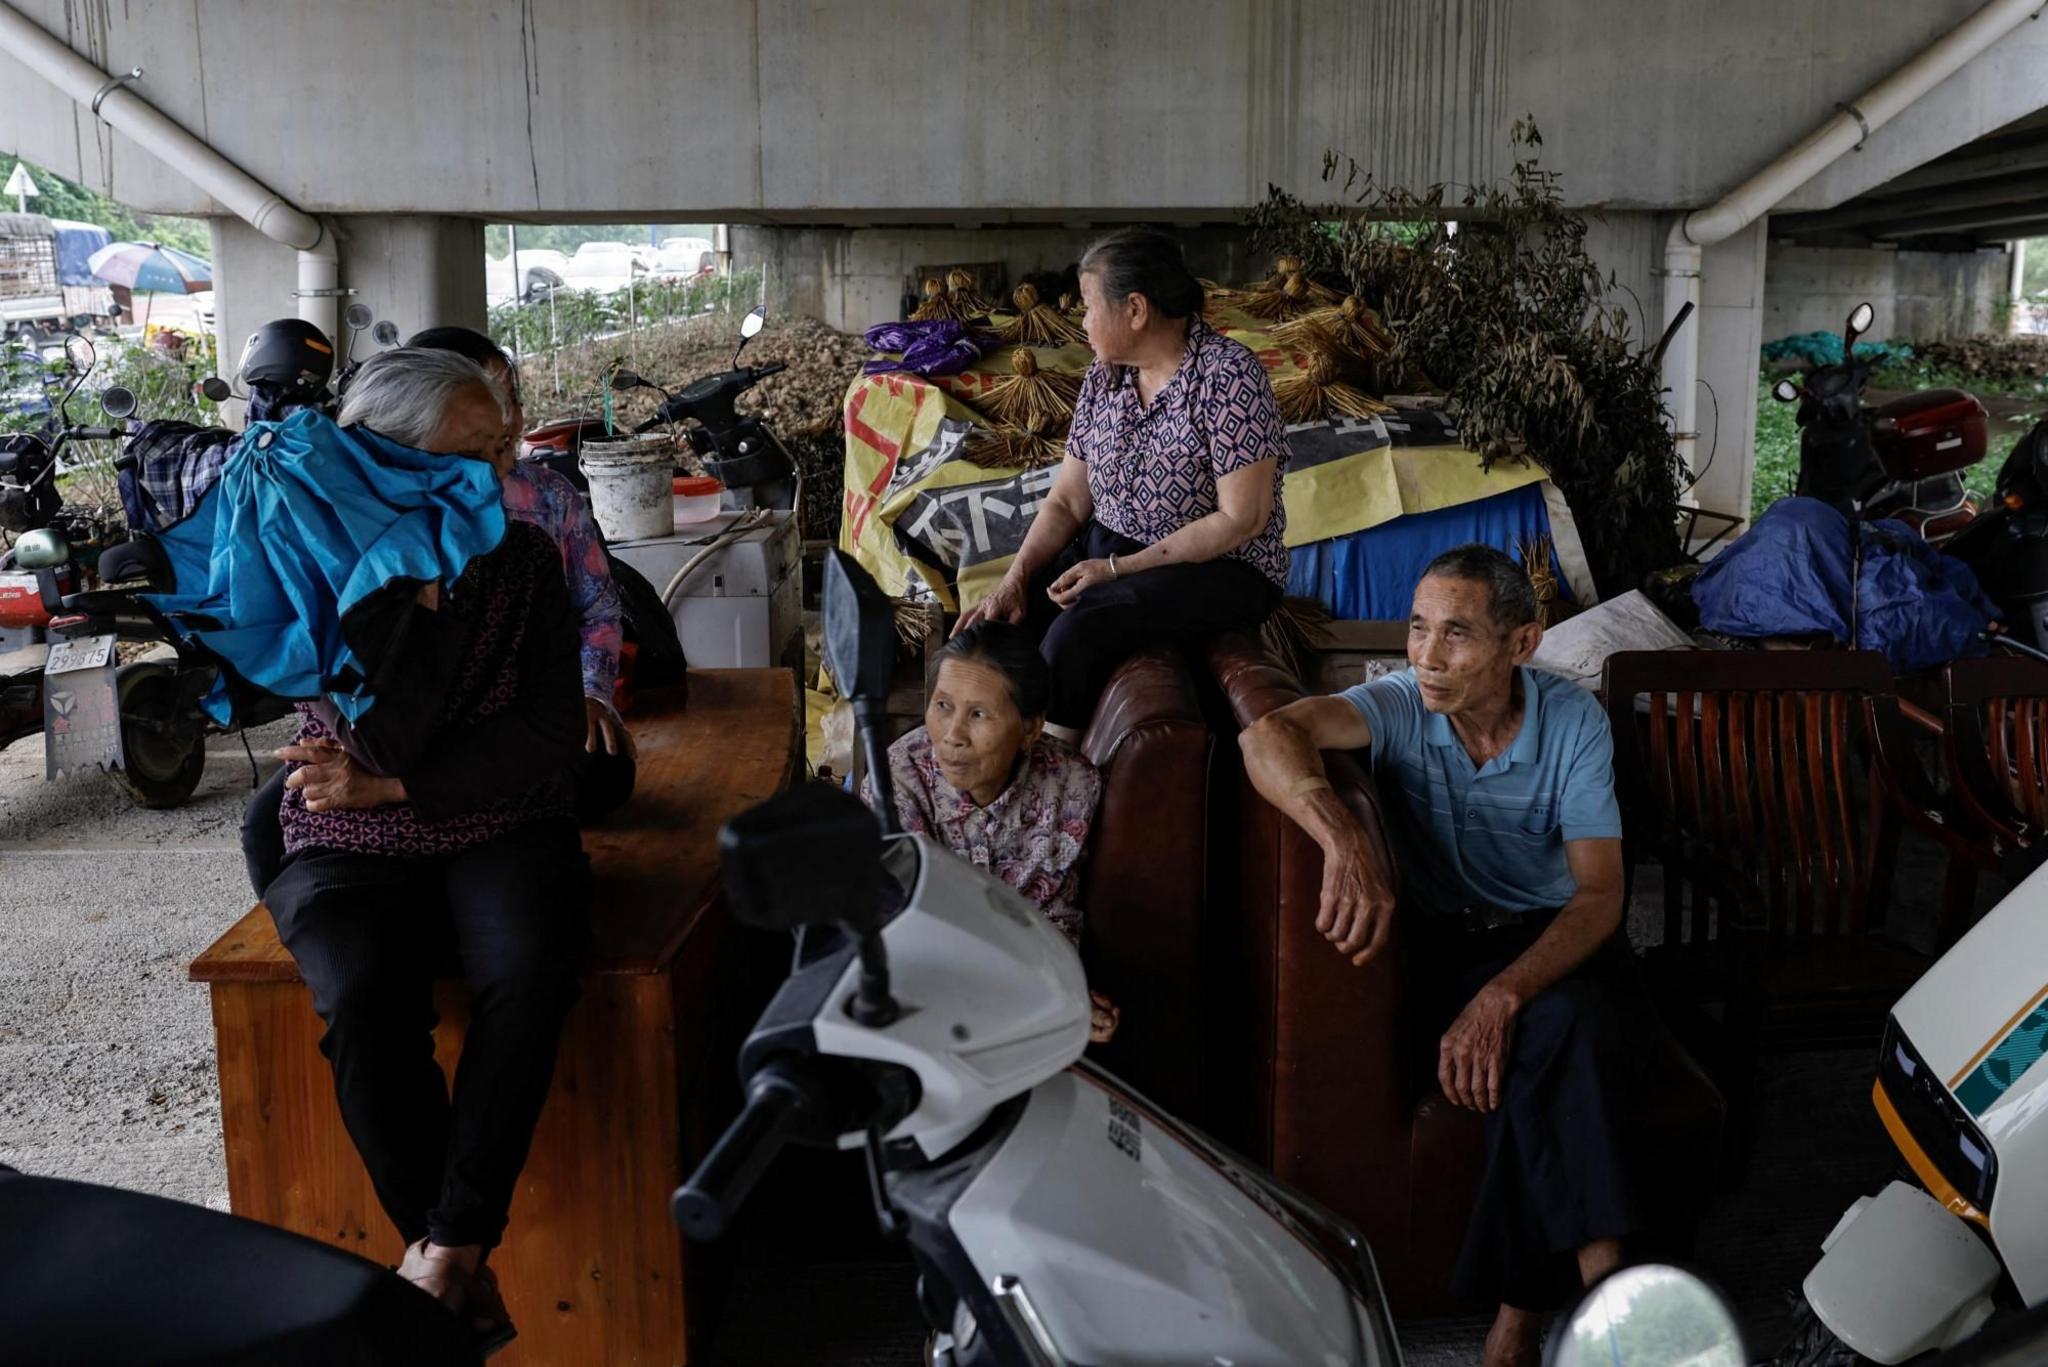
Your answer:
[863,729,1102,943]
[503,459,623,706]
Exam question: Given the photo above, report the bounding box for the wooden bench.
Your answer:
[190,669,800,1366]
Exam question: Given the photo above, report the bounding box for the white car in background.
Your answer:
[652,237,715,279]
[485,248,572,304]
[555,241,652,295]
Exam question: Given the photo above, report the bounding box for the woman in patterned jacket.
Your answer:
[862,622,1119,1044]
[260,349,588,1354]
[958,226,1288,740]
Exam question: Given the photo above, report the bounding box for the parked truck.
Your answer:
[0,213,116,342]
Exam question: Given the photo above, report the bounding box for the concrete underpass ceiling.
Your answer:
[1773,106,2048,251]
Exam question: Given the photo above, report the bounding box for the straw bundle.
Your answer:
[945,267,995,319]
[996,284,1087,347]
[909,277,954,322]
[979,348,1082,432]
[1271,347,1395,422]
[962,428,1066,471]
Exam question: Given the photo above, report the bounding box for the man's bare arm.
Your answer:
[1238,696,1394,965]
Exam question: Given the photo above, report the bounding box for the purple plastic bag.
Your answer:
[863,322,997,377]
[864,319,962,354]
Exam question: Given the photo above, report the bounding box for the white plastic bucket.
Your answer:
[579,437,675,542]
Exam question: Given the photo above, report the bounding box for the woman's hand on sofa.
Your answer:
[1088,990,1121,1045]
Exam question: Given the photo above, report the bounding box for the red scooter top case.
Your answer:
[1872,389,1989,481]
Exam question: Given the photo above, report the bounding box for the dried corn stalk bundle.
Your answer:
[980,348,1083,432]
[996,283,1087,347]
[945,267,995,319]
[1058,291,1084,318]
[962,426,1066,471]
[1259,595,1334,682]
[1272,347,1394,422]
[893,596,940,653]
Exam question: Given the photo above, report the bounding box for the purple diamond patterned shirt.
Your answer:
[1065,318,1290,587]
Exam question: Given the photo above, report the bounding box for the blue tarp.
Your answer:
[1286,481,1569,620]
[1691,496,1996,673]
[145,410,506,724]
[47,219,111,288]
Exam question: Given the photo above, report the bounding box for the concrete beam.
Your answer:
[1875,130,2048,196]
[1777,169,2048,237]
[1869,199,2048,240]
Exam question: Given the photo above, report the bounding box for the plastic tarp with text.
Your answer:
[840,314,1551,611]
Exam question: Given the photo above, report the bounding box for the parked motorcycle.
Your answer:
[525,304,797,512]
[1938,419,2048,657]
[671,550,1403,1366]
[1773,854,2048,1366]
[1773,302,1988,544]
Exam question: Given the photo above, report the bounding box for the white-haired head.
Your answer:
[337,347,506,450]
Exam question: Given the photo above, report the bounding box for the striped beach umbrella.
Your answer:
[86,240,213,294]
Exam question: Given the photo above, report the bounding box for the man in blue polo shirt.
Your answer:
[1240,543,1643,1367]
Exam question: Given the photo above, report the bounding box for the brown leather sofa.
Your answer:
[1198,631,1726,1316]
[1077,648,1215,1126]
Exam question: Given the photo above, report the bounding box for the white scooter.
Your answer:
[1777,858,2048,1364]
[672,551,1404,1366]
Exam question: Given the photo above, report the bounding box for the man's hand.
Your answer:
[1047,558,1116,608]
[279,741,406,812]
[585,698,636,757]
[1317,832,1396,966]
[1438,981,1522,1112]
[955,571,1028,635]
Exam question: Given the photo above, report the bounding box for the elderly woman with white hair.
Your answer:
[257,346,588,1354]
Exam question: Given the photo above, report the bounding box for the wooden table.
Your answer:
[190,670,800,1366]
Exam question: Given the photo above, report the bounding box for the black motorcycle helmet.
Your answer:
[237,318,336,398]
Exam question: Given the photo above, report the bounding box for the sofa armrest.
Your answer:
[1200,632,1416,1257]
[1079,648,1214,1122]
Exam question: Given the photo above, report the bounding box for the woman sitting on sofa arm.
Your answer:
[861,622,1120,1043]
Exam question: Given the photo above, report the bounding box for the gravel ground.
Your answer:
[0,718,293,1208]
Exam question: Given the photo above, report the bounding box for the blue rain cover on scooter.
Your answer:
[1692,496,1996,673]
[144,409,505,725]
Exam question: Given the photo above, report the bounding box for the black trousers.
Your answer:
[1022,521,1279,728]
[262,820,592,1253]
[242,748,635,899]
[1412,919,1651,1311]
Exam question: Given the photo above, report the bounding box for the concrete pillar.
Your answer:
[1692,219,1769,525]
[210,214,486,418]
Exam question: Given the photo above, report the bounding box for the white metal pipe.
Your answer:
[1663,0,2046,478]
[0,1,337,333]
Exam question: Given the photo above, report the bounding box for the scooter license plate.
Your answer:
[45,633,117,675]
[43,635,123,779]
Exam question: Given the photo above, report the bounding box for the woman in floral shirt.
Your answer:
[959,226,1288,741]
[862,622,1119,1043]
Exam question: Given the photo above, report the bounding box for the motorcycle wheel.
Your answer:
[1773,1297,1880,1367]
[113,663,206,809]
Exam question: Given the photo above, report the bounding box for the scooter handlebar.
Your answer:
[671,1060,814,1241]
[750,361,786,380]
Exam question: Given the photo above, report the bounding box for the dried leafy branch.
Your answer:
[1251,119,1685,596]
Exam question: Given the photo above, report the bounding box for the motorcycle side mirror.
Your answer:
[1771,378,1801,405]
[100,386,138,420]
[198,376,235,404]
[107,303,126,321]
[1845,301,1875,347]
[12,527,70,571]
[718,786,885,938]
[733,304,767,367]
[611,369,647,392]
[343,303,373,332]
[371,321,401,347]
[823,550,897,710]
[1547,1265,1743,1367]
